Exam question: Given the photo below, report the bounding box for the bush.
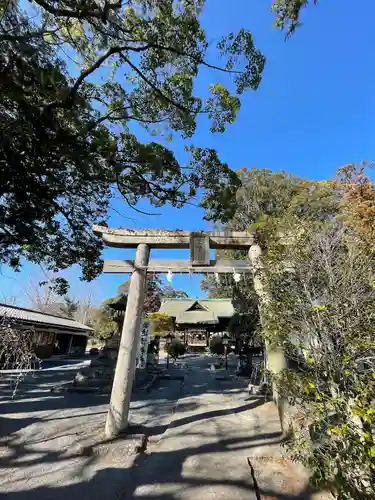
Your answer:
[209,336,224,355]
[166,340,186,360]
[264,221,375,500]
[0,318,40,396]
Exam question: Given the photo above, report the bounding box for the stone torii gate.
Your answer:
[93,225,285,437]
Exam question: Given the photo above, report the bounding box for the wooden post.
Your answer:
[67,334,73,356]
[248,243,287,430]
[105,243,150,438]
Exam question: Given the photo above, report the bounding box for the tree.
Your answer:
[118,274,188,314]
[91,298,119,341]
[203,165,375,498]
[118,274,162,314]
[166,340,186,360]
[0,6,112,290]
[336,162,375,256]
[146,312,173,337]
[263,220,375,500]
[230,168,339,234]
[202,168,338,346]
[0,1,265,289]
[160,286,188,299]
[209,335,224,356]
[25,277,60,312]
[0,318,40,396]
[24,274,84,319]
[59,296,80,319]
[272,0,319,37]
[74,295,97,326]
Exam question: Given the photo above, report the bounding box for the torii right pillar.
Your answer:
[248,243,287,431]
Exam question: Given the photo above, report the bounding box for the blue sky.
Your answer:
[1,0,374,307]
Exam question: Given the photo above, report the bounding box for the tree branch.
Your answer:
[62,46,126,106]
[113,167,160,216]
[121,55,190,114]
[0,29,58,42]
[144,42,242,75]
[127,115,166,124]
[108,203,137,224]
[46,45,155,109]
[125,164,200,208]
[32,0,122,20]
[77,105,131,136]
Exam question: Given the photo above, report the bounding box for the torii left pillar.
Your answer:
[105,244,150,438]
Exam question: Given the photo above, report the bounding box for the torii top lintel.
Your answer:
[92,225,254,250]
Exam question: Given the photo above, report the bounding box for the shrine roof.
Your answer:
[159,298,234,323]
[176,310,219,325]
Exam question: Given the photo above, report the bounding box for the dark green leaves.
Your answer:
[0,1,266,285]
[218,29,266,93]
[272,0,318,37]
[187,147,242,222]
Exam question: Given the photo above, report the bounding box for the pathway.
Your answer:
[0,356,330,500]
[0,362,182,499]
[123,355,286,500]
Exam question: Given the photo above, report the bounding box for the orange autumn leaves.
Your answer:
[337,163,375,254]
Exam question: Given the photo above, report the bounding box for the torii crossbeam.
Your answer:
[93,225,256,437]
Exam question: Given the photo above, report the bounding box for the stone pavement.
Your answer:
[0,356,332,500]
[123,356,332,500]
[0,362,184,499]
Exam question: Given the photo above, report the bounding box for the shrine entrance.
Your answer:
[159,297,235,351]
[93,225,281,438]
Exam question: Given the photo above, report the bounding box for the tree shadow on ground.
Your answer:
[131,398,267,438]
[1,431,320,500]
[0,366,168,419]
[0,389,107,415]
[0,358,324,500]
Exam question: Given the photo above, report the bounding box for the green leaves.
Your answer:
[0,1,267,284]
[266,223,375,498]
[218,29,266,93]
[272,1,317,37]
[205,84,240,133]
[187,147,241,222]
[147,312,173,335]
[92,299,119,341]
[0,8,111,282]
[204,166,375,499]
[312,304,327,312]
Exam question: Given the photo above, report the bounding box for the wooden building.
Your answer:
[158,298,234,348]
[0,303,92,358]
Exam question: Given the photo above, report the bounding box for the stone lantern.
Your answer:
[73,295,128,391]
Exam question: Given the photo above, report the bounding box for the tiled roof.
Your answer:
[159,298,234,319]
[176,310,218,325]
[0,303,92,335]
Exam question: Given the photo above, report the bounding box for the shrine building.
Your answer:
[158,298,234,349]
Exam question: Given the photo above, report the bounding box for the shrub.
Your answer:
[264,221,375,500]
[209,336,224,355]
[167,340,186,360]
[0,318,40,396]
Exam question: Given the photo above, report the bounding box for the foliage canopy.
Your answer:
[207,165,375,499]
[0,0,267,289]
[0,0,325,289]
[92,274,185,340]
